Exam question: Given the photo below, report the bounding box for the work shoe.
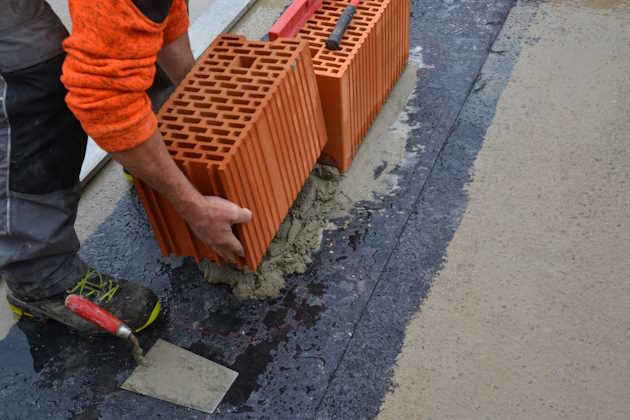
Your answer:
[123,166,134,183]
[6,269,160,335]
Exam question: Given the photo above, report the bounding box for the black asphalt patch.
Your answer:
[0,0,537,418]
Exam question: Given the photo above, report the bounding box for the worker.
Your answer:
[0,0,251,334]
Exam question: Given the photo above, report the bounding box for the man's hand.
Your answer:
[187,196,252,263]
[112,130,252,264]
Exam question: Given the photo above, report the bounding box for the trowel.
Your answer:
[65,295,238,414]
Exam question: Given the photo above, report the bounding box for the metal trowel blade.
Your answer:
[121,339,238,414]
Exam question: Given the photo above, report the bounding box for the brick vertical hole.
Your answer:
[233,56,256,69]
[183,152,202,159]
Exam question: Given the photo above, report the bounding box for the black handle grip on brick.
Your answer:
[326,4,356,50]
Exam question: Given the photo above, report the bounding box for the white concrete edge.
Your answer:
[79,139,110,185]
[79,0,258,186]
[189,0,259,60]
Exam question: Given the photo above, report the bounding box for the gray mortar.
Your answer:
[200,164,340,299]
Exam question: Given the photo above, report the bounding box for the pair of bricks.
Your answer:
[136,0,411,269]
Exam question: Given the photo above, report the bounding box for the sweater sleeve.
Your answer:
[164,0,189,46]
[61,0,189,152]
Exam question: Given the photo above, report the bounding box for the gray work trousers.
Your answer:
[0,1,178,299]
[0,0,88,300]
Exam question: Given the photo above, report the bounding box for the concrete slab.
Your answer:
[188,0,257,59]
[79,142,109,185]
[378,1,630,418]
[231,0,292,40]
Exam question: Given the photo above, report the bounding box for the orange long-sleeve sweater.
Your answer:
[61,0,189,152]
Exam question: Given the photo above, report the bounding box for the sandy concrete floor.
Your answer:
[231,0,291,39]
[378,1,630,419]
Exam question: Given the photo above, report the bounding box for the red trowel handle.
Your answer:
[65,295,145,364]
[65,294,132,338]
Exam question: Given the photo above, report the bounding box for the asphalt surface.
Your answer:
[0,0,521,418]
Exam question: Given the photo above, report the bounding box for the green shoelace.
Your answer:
[67,270,120,303]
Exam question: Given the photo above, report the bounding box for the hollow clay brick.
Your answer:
[297,0,411,171]
[134,35,328,270]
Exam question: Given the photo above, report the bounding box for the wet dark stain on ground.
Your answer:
[224,338,277,406]
[374,160,388,179]
[198,303,245,336]
[0,319,137,417]
[348,229,364,251]
[307,282,326,297]
[219,285,326,407]
[187,340,226,363]
[347,208,375,252]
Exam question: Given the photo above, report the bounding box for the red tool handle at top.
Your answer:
[65,294,130,338]
[269,0,323,41]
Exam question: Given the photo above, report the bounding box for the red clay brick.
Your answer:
[297,0,410,171]
[134,35,328,270]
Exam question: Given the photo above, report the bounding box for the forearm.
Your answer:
[111,129,202,222]
[157,31,195,85]
[134,34,195,210]
[109,22,253,263]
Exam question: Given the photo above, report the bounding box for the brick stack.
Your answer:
[297,0,410,171]
[135,35,328,270]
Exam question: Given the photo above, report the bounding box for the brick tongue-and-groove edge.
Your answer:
[298,0,411,172]
[134,35,328,270]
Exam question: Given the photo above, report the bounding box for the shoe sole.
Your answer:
[123,168,134,183]
[7,302,39,319]
[6,294,161,334]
